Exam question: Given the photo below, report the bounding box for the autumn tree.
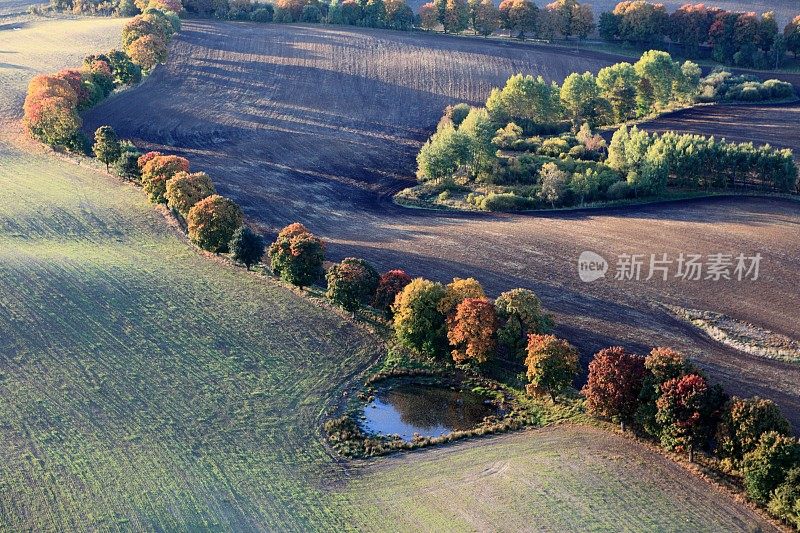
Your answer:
[326,257,380,312]
[229,226,265,269]
[635,346,695,437]
[498,0,537,40]
[419,2,439,29]
[22,74,81,148]
[786,16,800,59]
[525,334,579,402]
[186,195,243,253]
[92,125,121,171]
[716,396,792,469]
[443,0,468,33]
[582,346,646,429]
[384,0,414,30]
[438,277,485,321]
[494,288,552,359]
[655,373,713,461]
[372,269,413,316]
[268,223,325,289]
[165,171,216,217]
[447,297,498,364]
[392,278,448,356]
[471,0,499,36]
[545,0,594,39]
[141,154,190,203]
[668,4,717,56]
[742,432,800,504]
[596,62,637,123]
[612,0,667,44]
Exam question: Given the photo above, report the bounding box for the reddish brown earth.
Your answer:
[85,21,800,428]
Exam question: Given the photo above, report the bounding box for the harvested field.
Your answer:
[87,21,800,429]
[346,425,780,532]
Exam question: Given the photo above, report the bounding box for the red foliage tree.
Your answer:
[447,297,498,364]
[582,346,646,429]
[372,269,413,316]
[137,150,162,170]
[656,373,710,461]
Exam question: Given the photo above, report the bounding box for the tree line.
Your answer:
[22,6,179,151]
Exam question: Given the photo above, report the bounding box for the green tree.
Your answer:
[392,278,448,356]
[717,396,792,469]
[494,288,552,359]
[113,141,142,181]
[187,195,243,253]
[416,122,470,182]
[635,346,695,438]
[538,162,568,207]
[470,0,499,36]
[525,334,580,402]
[560,71,608,128]
[268,224,325,289]
[673,60,701,103]
[486,73,562,128]
[768,467,800,528]
[443,0,468,33]
[326,257,380,312]
[786,15,800,59]
[634,50,679,107]
[107,49,142,85]
[229,226,265,269]
[92,126,121,171]
[596,62,638,123]
[742,432,800,504]
[458,107,497,178]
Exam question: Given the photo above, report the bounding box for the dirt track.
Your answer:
[85,21,800,428]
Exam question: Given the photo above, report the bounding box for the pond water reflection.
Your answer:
[360,384,498,441]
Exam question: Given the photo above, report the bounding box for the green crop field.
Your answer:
[0,17,781,532]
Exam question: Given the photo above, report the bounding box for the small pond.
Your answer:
[360,384,499,441]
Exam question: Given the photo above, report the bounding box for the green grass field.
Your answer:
[0,17,779,532]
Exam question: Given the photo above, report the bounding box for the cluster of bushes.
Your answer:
[600,2,800,69]
[416,50,701,187]
[42,0,179,18]
[22,7,177,151]
[608,126,799,195]
[254,0,415,29]
[582,345,800,527]
[418,0,593,40]
[699,69,796,103]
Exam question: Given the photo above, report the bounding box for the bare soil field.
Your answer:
[86,20,800,429]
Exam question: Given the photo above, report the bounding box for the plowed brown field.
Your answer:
[85,21,800,430]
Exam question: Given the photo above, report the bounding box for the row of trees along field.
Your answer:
[22,6,179,150]
[601,2,800,69]
[268,225,800,529]
[414,50,798,211]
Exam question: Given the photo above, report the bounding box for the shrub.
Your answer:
[742,432,800,504]
[92,125,121,171]
[325,258,380,312]
[494,288,552,360]
[114,141,142,181]
[186,195,243,253]
[165,171,216,216]
[768,467,800,528]
[605,180,631,200]
[392,278,448,356]
[525,334,580,402]
[716,396,792,469]
[480,192,536,211]
[229,226,265,269]
[372,269,413,316]
[107,49,142,86]
[582,346,646,428]
[447,297,497,364]
[141,155,190,203]
[268,224,325,289]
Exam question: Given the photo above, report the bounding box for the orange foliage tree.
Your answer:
[447,297,498,364]
[525,334,579,401]
[165,171,216,216]
[187,195,244,253]
[141,154,190,203]
[127,34,168,71]
[22,74,81,147]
